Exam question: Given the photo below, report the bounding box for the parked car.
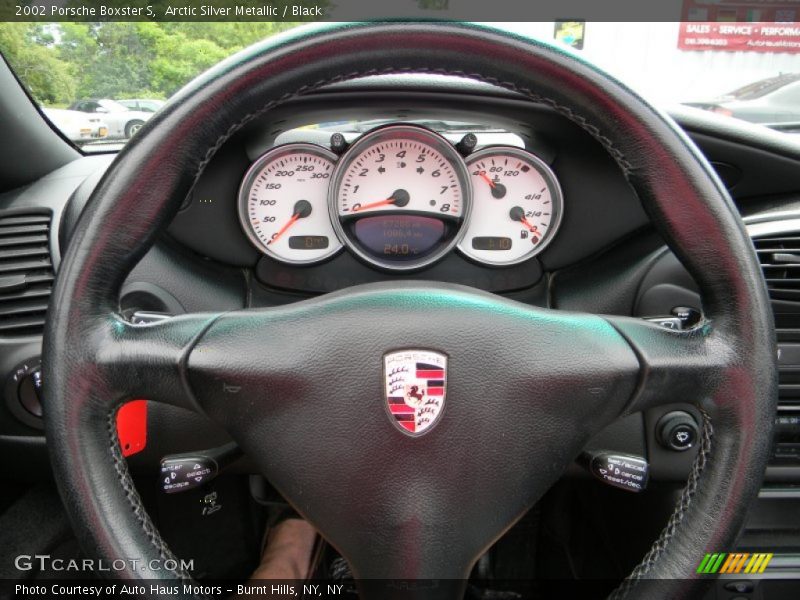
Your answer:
[68,98,152,139]
[684,73,800,125]
[41,107,108,145]
[116,98,165,113]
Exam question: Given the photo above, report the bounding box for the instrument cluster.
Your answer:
[238,123,563,271]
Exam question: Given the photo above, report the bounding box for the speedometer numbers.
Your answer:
[458,147,563,266]
[331,125,471,271]
[238,144,342,265]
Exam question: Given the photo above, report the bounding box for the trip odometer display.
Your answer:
[330,125,471,270]
[238,143,342,264]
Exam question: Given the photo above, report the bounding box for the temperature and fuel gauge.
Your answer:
[458,147,563,266]
[238,143,342,265]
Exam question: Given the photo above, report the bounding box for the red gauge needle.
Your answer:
[509,206,539,233]
[268,213,300,245]
[519,216,539,233]
[352,198,394,212]
[268,200,312,245]
[352,189,410,212]
[478,172,507,199]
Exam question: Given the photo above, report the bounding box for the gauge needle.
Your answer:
[268,200,312,245]
[479,173,507,199]
[509,206,539,233]
[352,189,410,212]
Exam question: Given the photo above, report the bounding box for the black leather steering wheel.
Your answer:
[43,22,777,600]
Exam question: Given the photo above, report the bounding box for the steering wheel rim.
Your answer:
[43,22,776,599]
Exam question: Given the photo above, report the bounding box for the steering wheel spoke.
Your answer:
[93,312,220,411]
[605,316,735,415]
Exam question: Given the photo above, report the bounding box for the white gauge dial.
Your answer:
[239,144,342,264]
[458,147,563,266]
[330,125,471,270]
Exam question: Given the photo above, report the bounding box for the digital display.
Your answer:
[353,216,445,261]
[471,237,513,251]
[288,236,330,250]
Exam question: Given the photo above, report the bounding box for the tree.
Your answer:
[1,21,304,105]
[0,23,76,104]
[59,23,157,99]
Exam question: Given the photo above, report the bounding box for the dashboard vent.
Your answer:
[0,212,54,336]
[753,234,800,302]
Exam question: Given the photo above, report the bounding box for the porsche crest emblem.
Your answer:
[384,350,447,436]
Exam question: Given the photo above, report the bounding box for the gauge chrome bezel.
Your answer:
[328,124,473,272]
[458,146,564,267]
[238,142,342,265]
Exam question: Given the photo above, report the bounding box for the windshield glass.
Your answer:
[1,21,799,151]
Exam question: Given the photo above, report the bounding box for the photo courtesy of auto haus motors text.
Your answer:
[14,583,346,597]
[1,0,800,599]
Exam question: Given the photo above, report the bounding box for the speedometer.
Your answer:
[238,143,342,265]
[330,125,471,270]
[458,147,563,266]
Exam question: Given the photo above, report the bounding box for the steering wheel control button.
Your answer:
[161,457,215,493]
[16,365,44,418]
[585,452,649,492]
[160,442,242,494]
[646,316,684,330]
[383,349,447,436]
[5,358,45,428]
[657,411,700,451]
[671,306,702,328]
[129,310,172,325]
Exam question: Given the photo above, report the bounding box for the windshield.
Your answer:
[1,21,799,151]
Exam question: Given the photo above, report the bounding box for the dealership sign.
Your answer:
[678,0,800,53]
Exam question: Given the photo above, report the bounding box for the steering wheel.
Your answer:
[43,22,777,600]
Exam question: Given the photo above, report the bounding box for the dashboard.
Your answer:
[160,84,652,299]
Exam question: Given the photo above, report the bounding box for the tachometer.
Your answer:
[330,125,471,270]
[458,147,563,266]
[238,143,342,264]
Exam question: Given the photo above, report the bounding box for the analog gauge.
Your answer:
[330,124,471,270]
[238,143,342,264]
[458,147,563,266]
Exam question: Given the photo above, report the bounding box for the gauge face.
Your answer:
[458,147,563,266]
[239,144,342,264]
[330,125,471,270]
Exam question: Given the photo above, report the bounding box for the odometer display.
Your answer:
[238,143,342,264]
[330,125,471,270]
[353,216,446,261]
